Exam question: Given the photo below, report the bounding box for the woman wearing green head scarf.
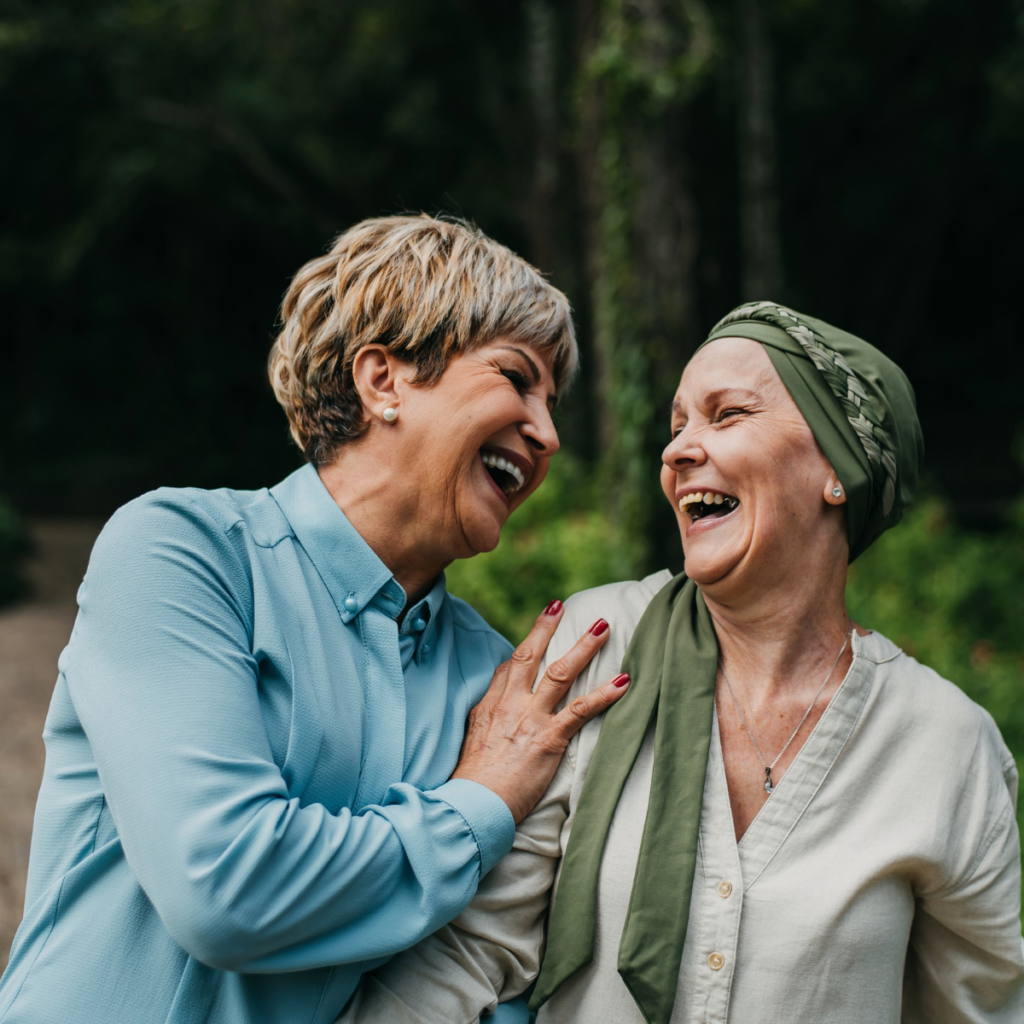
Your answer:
[340,303,1024,1024]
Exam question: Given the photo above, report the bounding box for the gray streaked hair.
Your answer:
[269,214,578,465]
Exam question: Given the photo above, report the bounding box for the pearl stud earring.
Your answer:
[382,407,398,423]
[832,486,843,498]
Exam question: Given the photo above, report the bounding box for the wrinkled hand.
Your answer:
[451,601,630,823]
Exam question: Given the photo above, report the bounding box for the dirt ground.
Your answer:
[0,521,103,969]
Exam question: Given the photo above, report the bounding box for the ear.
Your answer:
[823,468,847,506]
[351,345,407,423]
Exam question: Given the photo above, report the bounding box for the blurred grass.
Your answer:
[447,461,1024,847]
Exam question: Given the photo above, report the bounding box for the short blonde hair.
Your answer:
[268,214,578,465]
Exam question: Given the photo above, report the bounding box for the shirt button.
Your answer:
[412,617,427,631]
[707,951,725,971]
[420,644,430,655]
[343,596,358,613]
[717,881,733,899]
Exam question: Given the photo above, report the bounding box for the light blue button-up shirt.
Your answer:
[0,465,515,1024]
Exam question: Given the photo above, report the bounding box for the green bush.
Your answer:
[0,495,29,608]
[449,473,1024,844]
[446,456,623,643]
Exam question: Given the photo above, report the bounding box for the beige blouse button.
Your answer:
[707,951,725,971]
[717,880,733,899]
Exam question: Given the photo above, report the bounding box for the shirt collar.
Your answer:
[397,573,447,658]
[270,464,408,624]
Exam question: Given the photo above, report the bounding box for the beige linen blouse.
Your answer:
[341,573,1024,1024]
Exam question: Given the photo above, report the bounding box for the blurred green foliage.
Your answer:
[3,0,1024,526]
[449,468,1024,842]
[447,456,626,642]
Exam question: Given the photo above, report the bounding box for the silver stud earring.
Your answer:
[382,407,398,423]
[832,486,843,498]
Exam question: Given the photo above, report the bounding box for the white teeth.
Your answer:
[677,490,738,516]
[481,451,526,493]
[678,491,708,508]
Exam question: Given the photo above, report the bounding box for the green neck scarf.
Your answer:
[531,302,924,1024]
[531,574,717,1023]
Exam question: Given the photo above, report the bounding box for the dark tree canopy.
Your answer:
[2,0,1022,558]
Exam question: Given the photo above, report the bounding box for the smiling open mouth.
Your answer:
[481,450,527,496]
[678,490,740,521]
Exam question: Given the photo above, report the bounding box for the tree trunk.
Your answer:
[573,0,711,575]
[525,0,562,277]
[737,0,782,301]
[574,0,615,461]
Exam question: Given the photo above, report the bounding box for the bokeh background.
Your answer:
[2,0,1023,961]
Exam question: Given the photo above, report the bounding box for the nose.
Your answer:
[661,428,706,471]
[522,403,560,458]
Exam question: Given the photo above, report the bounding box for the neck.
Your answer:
[701,550,852,697]
[317,452,447,608]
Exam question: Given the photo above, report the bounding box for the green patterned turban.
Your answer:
[701,301,924,560]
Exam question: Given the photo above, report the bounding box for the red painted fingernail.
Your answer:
[544,599,563,616]
[589,618,609,637]
[613,673,630,688]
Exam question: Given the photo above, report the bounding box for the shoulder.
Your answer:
[558,569,674,639]
[865,632,1010,751]
[92,487,239,563]
[85,486,289,610]
[543,570,674,695]
[865,636,1021,896]
[95,485,289,558]
[861,630,1017,797]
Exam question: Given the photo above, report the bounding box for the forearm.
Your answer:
[146,780,513,972]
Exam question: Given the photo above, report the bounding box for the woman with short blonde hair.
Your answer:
[0,214,629,1024]
[269,215,578,465]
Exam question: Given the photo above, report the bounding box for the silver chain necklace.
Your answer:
[718,623,852,795]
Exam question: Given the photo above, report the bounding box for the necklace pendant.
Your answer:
[764,767,774,794]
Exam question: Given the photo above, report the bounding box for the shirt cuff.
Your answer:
[432,778,516,877]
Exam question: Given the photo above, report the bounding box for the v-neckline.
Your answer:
[709,633,875,889]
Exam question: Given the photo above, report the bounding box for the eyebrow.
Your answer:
[497,344,559,409]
